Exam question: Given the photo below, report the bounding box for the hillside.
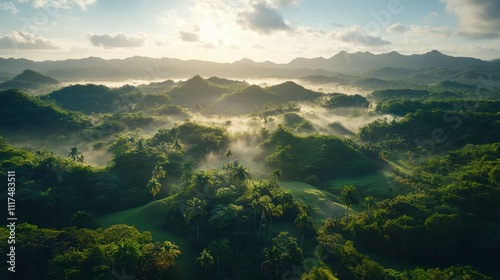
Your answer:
[0,89,91,138]
[0,69,60,92]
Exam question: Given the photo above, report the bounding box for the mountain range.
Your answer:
[0,50,496,81]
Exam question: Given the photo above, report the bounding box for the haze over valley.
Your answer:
[1,1,500,280]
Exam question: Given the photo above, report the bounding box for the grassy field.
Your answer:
[326,170,399,200]
[282,181,354,223]
[98,196,195,280]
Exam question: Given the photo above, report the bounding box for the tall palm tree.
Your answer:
[68,147,84,163]
[267,203,283,239]
[147,178,162,201]
[339,185,359,219]
[197,249,214,280]
[184,197,207,238]
[294,212,313,246]
[261,246,285,279]
[208,239,231,272]
[257,195,272,239]
[157,241,181,269]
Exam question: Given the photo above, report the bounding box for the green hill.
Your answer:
[0,69,60,91]
[168,75,228,106]
[215,85,274,115]
[0,89,91,137]
[267,81,322,102]
[45,84,121,114]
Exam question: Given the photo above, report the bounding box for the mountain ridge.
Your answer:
[0,50,491,81]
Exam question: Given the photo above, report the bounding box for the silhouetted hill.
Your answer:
[0,69,60,91]
[365,67,417,79]
[267,81,322,102]
[12,69,59,84]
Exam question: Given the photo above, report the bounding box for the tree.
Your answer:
[225,149,233,158]
[339,185,358,219]
[208,239,231,272]
[257,195,272,239]
[364,196,376,214]
[151,165,166,180]
[182,161,193,177]
[197,249,214,280]
[157,241,181,269]
[261,232,303,279]
[147,178,162,201]
[68,147,84,163]
[184,197,207,238]
[294,212,313,246]
[267,203,283,239]
[171,137,184,152]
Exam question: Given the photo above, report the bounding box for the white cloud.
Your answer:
[87,33,147,48]
[0,31,58,49]
[31,0,97,11]
[440,0,500,38]
[154,9,186,27]
[0,2,19,14]
[423,11,438,24]
[332,25,391,46]
[237,2,290,34]
[387,23,407,33]
[387,23,453,38]
[179,31,199,42]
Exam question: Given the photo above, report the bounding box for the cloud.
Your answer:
[387,23,407,33]
[179,31,199,42]
[31,0,97,11]
[87,33,147,48]
[237,3,290,34]
[423,11,438,24]
[154,9,186,27]
[0,31,59,49]
[440,0,500,38]
[333,25,391,46]
[387,23,453,38]
[0,2,19,14]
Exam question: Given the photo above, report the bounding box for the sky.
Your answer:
[0,0,499,63]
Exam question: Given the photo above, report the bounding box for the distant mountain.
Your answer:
[0,50,495,82]
[289,50,488,72]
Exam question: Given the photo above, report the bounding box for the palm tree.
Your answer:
[257,195,272,239]
[364,196,376,214]
[267,203,283,239]
[197,249,214,280]
[171,137,184,152]
[147,178,162,201]
[261,246,285,279]
[157,241,181,269]
[339,185,359,219]
[184,197,207,238]
[68,147,84,163]
[225,149,233,158]
[208,239,231,272]
[182,161,193,177]
[151,165,166,180]
[294,212,313,246]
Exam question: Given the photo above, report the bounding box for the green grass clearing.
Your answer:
[98,196,195,280]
